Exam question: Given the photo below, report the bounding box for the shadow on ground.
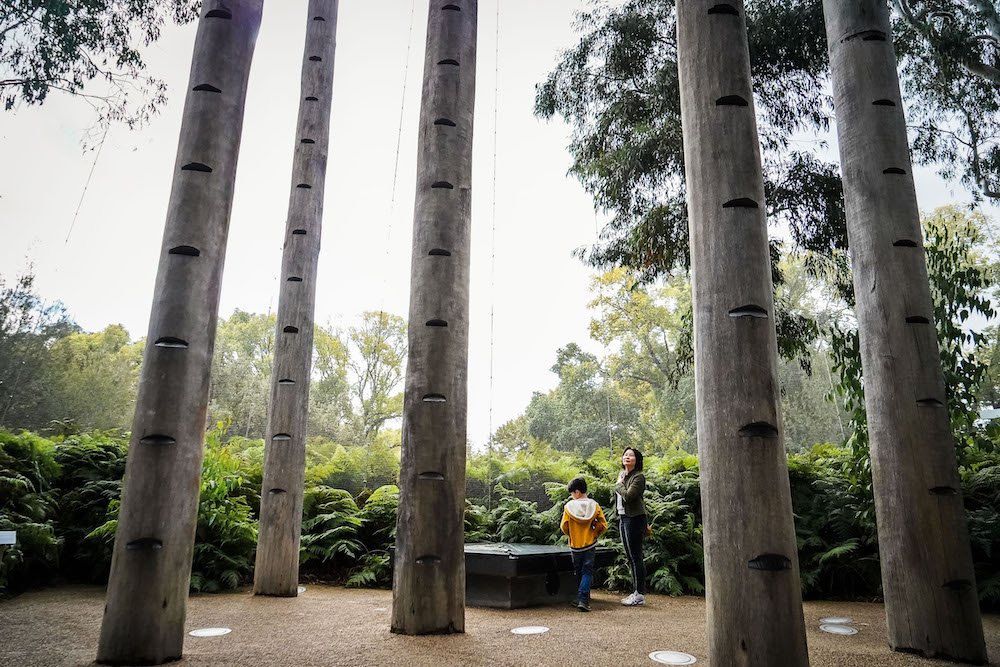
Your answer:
[3,586,999,666]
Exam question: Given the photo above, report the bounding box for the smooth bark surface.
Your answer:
[97,2,263,663]
[254,0,339,598]
[676,2,809,665]
[391,0,478,636]
[823,1,987,663]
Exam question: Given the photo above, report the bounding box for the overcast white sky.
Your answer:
[0,1,985,446]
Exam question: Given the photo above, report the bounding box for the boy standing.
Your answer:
[560,477,608,611]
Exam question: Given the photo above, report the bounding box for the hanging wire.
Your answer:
[378,0,419,319]
[486,0,501,511]
[65,124,111,244]
[364,0,418,489]
[606,391,613,449]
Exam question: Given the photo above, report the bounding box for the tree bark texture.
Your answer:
[823,1,987,663]
[391,0,477,636]
[96,2,263,664]
[254,0,339,598]
[676,2,809,665]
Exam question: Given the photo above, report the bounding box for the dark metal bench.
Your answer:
[464,542,615,609]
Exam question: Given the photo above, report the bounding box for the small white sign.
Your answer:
[0,531,15,545]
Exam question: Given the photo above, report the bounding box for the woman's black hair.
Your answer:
[621,447,644,472]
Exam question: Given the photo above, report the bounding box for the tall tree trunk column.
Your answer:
[254,0,339,598]
[391,0,477,635]
[823,1,987,662]
[677,2,809,665]
[96,2,263,664]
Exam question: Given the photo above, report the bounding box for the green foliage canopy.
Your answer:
[534,0,845,282]
[1,1,199,127]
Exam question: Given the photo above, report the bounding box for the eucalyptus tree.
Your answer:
[891,0,999,202]
[676,2,808,664]
[536,0,999,303]
[96,2,263,664]
[1,0,200,128]
[0,271,78,431]
[254,0,339,598]
[392,0,478,635]
[346,310,407,446]
[823,1,987,662]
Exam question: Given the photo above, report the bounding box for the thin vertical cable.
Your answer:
[486,0,501,510]
[65,124,110,244]
[379,0,419,317]
[606,392,613,449]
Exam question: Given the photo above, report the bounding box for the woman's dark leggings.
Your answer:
[619,514,647,594]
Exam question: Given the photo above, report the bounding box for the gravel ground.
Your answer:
[3,585,998,666]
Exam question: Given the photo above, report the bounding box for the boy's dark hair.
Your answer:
[622,447,644,472]
[568,477,588,494]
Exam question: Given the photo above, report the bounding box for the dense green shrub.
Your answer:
[51,432,127,583]
[300,486,364,571]
[490,488,560,544]
[788,445,880,600]
[189,427,259,592]
[962,448,1000,608]
[346,484,398,588]
[355,484,397,550]
[87,425,260,594]
[3,425,1000,609]
[641,460,704,596]
[0,431,61,594]
[464,499,492,543]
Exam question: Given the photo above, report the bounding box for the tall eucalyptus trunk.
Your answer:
[823,1,987,662]
[676,2,809,665]
[391,0,477,635]
[96,2,263,664]
[253,0,339,598]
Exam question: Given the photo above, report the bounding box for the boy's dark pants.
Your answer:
[572,546,597,603]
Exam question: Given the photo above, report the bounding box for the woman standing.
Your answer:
[616,446,647,606]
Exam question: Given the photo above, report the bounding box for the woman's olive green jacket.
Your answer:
[615,470,646,517]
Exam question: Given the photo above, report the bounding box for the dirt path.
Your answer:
[3,586,998,666]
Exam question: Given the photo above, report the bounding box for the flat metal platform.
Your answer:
[464,542,615,609]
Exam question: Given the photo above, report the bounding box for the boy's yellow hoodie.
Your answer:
[560,497,608,550]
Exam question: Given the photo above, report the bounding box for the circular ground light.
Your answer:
[819,616,853,625]
[649,651,697,665]
[297,585,306,594]
[820,624,858,636]
[188,627,231,638]
[511,626,549,635]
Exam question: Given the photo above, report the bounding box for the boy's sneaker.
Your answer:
[576,598,591,612]
[622,592,645,606]
[621,592,636,605]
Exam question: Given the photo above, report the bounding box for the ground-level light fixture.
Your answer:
[649,650,697,665]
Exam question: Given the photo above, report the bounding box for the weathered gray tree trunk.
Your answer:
[254,0,339,598]
[391,0,477,635]
[676,2,809,665]
[96,2,263,664]
[823,1,988,663]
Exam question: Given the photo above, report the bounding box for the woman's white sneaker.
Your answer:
[622,593,645,606]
